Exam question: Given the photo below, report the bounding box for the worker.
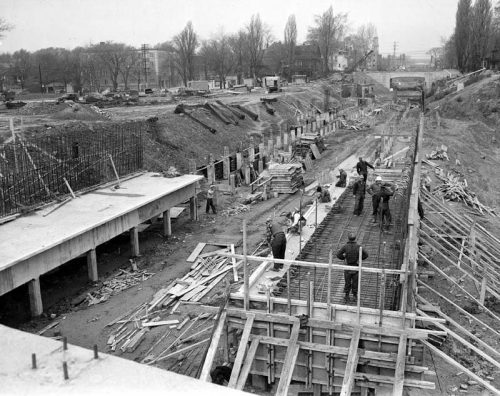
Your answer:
[316,186,331,203]
[210,363,233,385]
[418,198,425,220]
[335,168,347,187]
[266,217,286,270]
[286,208,306,234]
[356,157,374,182]
[367,176,383,223]
[337,232,368,303]
[352,175,366,216]
[380,182,395,230]
[206,184,217,214]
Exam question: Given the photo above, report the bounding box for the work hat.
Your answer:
[348,232,356,241]
[375,176,382,182]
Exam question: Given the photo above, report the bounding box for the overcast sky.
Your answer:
[1,0,458,57]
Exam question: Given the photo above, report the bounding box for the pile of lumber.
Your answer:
[426,145,449,161]
[337,118,371,131]
[268,163,303,193]
[293,134,325,159]
[149,253,236,310]
[221,203,250,216]
[434,172,496,216]
[85,269,155,306]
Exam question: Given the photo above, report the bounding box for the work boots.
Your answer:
[343,294,350,304]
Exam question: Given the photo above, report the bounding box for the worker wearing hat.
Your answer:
[367,175,383,223]
[266,217,286,270]
[336,232,369,303]
[352,175,366,216]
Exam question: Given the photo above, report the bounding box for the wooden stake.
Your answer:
[357,247,362,324]
[108,154,121,187]
[63,177,76,199]
[243,219,249,311]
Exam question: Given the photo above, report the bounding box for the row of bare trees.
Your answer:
[0,7,379,92]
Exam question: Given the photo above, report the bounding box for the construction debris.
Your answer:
[426,145,449,161]
[220,203,250,216]
[85,269,155,306]
[433,171,496,216]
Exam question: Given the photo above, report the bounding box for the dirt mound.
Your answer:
[432,72,500,126]
[52,103,109,121]
[17,101,68,116]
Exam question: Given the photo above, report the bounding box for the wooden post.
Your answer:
[207,154,215,184]
[287,268,291,315]
[267,139,274,159]
[244,164,251,185]
[236,152,242,170]
[228,313,255,388]
[130,227,140,257]
[283,132,289,151]
[327,250,332,309]
[249,138,255,163]
[276,135,282,150]
[243,219,249,311]
[357,247,362,324]
[223,146,230,180]
[258,159,263,174]
[393,335,408,395]
[290,129,296,143]
[258,142,266,161]
[229,174,236,193]
[479,254,487,305]
[108,154,121,187]
[87,249,98,282]
[63,178,76,199]
[28,278,43,317]
[10,118,19,173]
[163,209,171,237]
[199,311,227,382]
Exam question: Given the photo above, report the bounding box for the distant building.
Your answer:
[293,44,321,79]
[330,50,348,71]
[366,37,379,70]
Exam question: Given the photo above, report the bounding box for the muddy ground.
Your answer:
[1,74,500,395]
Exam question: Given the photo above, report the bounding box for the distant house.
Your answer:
[294,44,321,79]
[330,50,348,71]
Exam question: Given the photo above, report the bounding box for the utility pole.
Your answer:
[392,42,398,70]
[38,64,43,94]
[141,44,149,89]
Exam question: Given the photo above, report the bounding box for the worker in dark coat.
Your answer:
[266,217,286,270]
[356,157,374,182]
[335,168,347,187]
[336,232,369,303]
[379,182,395,231]
[367,176,383,223]
[206,184,217,214]
[352,176,366,216]
[316,186,331,202]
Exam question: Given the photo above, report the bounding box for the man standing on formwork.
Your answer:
[352,176,366,216]
[367,175,383,223]
[266,217,286,271]
[356,157,374,182]
[336,232,369,303]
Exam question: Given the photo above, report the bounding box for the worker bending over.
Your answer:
[266,217,286,270]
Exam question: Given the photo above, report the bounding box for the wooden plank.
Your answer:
[142,320,179,327]
[310,143,322,159]
[156,338,210,362]
[199,311,227,381]
[340,328,360,396]
[393,335,408,395]
[187,242,207,262]
[228,313,255,388]
[231,244,238,282]
[236,338,260,390]
[275,320,301,396]
[422,340,500,395]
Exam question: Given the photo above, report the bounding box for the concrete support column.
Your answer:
[190,196,198,220]
[291,129,296,143]
[223,146,230,180]
[267,139,274,159]
[229,174,236,192]
[236,152,242,170]
[258,159,263,173]
[297,126,302,140]
[312,120,316,132]
[258,143,266,161]
[28,278,43,317]
[245,164,251,185]
[283,132,289,151]
[276,135,282,150]
[87,248,98,282]
[163,209,172,237]
[130,227,140,257]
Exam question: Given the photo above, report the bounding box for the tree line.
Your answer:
[440,0,500,72]
[0,8,378,93]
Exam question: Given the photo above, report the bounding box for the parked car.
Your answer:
[145,88,153,94]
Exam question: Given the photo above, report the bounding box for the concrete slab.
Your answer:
[0,172,202,297]
[0,324,249,395]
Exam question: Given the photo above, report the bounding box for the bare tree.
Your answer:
[307,6,348,75]
[11,49,31,90]
[468,0,492,70]
[172,21,199,86]
[455,0,472,72]
[201,31,234,88]
[91,42,131,90]
[0,18,13,39]
[229,30,248,84]
[246,14,270,79]
[119,46,141,90]
[284,15,297,78]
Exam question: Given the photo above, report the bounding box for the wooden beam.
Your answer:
[87,248,98,282]
[392,335,408,395]
[228,313,255,388]
[275,321,301,396]
[422,340,499,395]
[129,227,139,257]
[187,243,206,262]
[199,311,227,382]
[236,338,260,390]
[340,328,360,396]
[231,244,238,282]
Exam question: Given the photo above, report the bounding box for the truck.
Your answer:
[263,76,281,93]
[390,76,426,109]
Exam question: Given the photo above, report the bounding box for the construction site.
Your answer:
[1,68,500,396]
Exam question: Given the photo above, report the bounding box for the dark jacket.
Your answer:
[367,182,383,196]
[356,160,374,175]
[266,221,284,243]
[352,179,366,197]
[337,241,369,266]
